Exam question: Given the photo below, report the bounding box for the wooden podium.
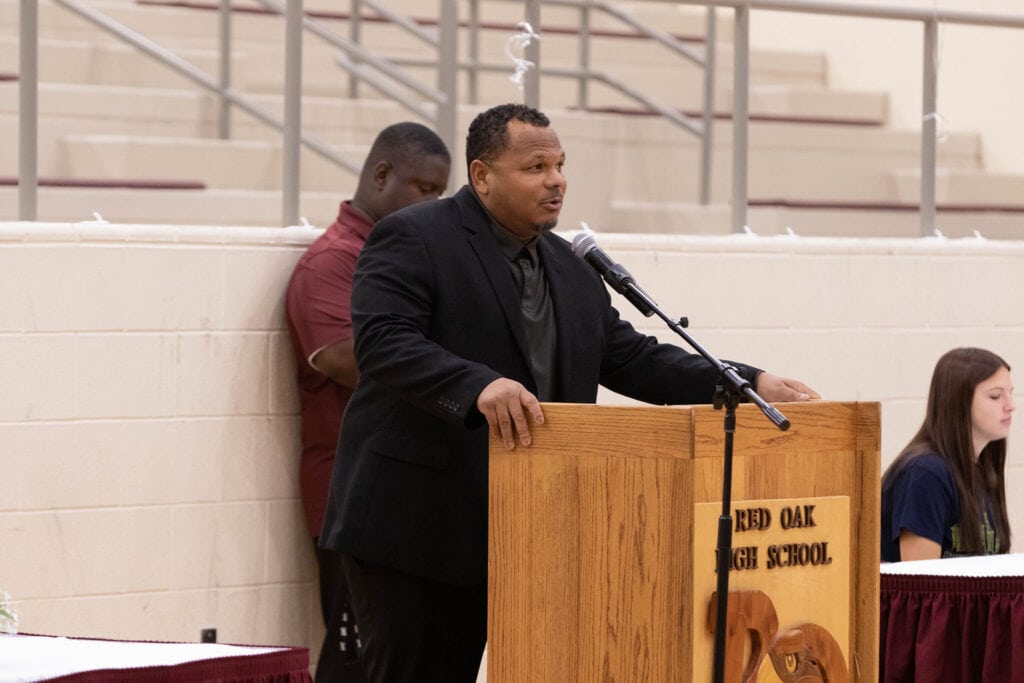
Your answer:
[488,401,880,682]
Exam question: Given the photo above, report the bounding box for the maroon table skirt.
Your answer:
[880,572,1024,683]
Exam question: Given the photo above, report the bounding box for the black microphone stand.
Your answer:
[615,279,789,683]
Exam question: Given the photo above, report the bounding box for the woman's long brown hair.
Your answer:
[882,347,1011,554]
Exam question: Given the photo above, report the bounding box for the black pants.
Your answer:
[314,543,366,683]
[341,555,486,683]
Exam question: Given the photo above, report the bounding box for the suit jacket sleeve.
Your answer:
[536,232,762,406]
[350,209,500,427]
[589,271,762,405]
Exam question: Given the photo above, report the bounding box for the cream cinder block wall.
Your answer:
[2,221,1024,660]
[593,230,1024,541]
[0,221,323,652]
[747,0,1024,176]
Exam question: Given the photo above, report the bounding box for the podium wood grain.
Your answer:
[488,401,879,682]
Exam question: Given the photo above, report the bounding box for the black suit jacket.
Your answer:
[319,186,760,585]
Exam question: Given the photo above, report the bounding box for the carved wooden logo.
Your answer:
[708,589,849,683]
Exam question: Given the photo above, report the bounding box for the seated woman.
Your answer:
[881,347,1015,562]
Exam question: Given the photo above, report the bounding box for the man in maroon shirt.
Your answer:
[285,122,450,682]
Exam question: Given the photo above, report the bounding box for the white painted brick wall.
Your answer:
[0,221,319,652]
[1,222,1022,663]
[591,231,1024,554]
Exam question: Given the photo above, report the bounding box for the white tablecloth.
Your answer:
[880,552,1024,577]
[0,634,288,683]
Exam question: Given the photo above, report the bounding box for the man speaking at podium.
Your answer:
[318,103,818,682]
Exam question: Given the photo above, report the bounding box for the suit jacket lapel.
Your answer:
[455,188,533,373]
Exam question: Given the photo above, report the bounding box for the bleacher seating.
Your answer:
[1,0,1022,235]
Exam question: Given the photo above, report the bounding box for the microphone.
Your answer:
[571,228,655,317]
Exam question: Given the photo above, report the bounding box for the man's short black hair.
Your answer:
[465,103,550,171]
[367,122,450,168]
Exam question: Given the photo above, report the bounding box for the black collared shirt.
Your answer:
[489,219,558,402]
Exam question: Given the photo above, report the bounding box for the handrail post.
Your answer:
[282,0,303,226]
[349,0,361,98]
[524,0,541,108]
[19,0,38,221]
[731,3,749,233]
[700,6,717,205]
[578,0,591,111]
[218,0,231,139]
[920,17,938,236]
[467,0,479,104]
[437,0,458,157]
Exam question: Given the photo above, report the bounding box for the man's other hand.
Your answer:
[477,378,545,449]
[754,372,821,402]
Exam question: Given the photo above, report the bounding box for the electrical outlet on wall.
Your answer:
[201,628,217,643]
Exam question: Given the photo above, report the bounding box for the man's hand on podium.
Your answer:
[754,372,820,403]
[477,377,545,450]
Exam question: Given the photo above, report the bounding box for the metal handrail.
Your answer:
[262,0,455,221]
[19,0,721,224]
[400,57,705,138]
[671,0,1024,234]
[256,0,443,103]
[47,0,288,134]
[18,0,37,221]
[18,0,1024,235]
[685,0,1024,27]
[18,0,459,226]
[554,0,719,205]
[258,0,458,222]
[18,0,364,225]
[456,0,716,202]
[217,0,230,140]
[552,0,706,67]
[360,0,439,46]
[339,0,446,99]
[461,0,1024,234]
[247,0,456,226]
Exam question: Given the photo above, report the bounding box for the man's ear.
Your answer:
[468,159,489,196]
[372,160,391,190]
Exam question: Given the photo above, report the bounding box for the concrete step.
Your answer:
[0,0,312,47]
[229,32,840,110]
[54,134,362,192]
[605,200,1024,240]
[362,44,835,115]
[0,1,832,98]
[891,168,1024,207]
[0,76,886,167]
[0,0,874,150]
[4,0,728,49]
[0,81,413,141]
[578,83,888,128]
[0,82,413,176]
[2,80,993,229]
[19,0,737,96]
[133,0,728,38]
[7,183,1019,239]
[0,36,220,90]
[0,0,885,130]
[0,0,869,127]
[1,80,892,201]
[0,185,343,228]
[597,116,982,207]
[720,84,886,125]
[38,109,967,202]
[0,26,830,100]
